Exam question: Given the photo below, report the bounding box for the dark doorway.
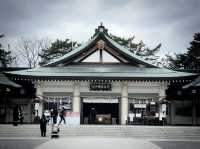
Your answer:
[81,103,119,125]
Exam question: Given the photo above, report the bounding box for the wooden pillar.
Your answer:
[170,101,176,125]
[35,88,43,118]
[120,81,128,125]
[192,98,196,126]
[159,84,167,125]
[73,82,80,113]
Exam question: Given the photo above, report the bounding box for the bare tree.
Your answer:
[17,38,50,68]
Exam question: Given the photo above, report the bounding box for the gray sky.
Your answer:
[0,0,200,56]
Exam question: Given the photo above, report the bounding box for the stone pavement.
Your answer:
[35,137,161,149]
[0,138,48,149]
[153,141,200,149]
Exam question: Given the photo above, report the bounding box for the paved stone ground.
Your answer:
[0,139,48,149]
[1,138,200,149]
[35,137,161,149]
[153,141,200,149]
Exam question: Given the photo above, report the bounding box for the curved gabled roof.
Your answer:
[5,25,196,81]
[44,25,157,68]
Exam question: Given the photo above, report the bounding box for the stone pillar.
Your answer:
[73,82,80,113]
[120,81,128,125]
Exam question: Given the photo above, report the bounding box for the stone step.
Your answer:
[1,125,200,140]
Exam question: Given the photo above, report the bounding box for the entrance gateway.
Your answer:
[42,93,163,125]
[81,97,119,124]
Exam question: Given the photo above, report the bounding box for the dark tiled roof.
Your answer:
[5,64,196,80]
[0,72,21,88]
[44,26,156,67]
[4,26,196,81]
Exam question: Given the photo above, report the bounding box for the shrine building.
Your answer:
[4,24,198,125]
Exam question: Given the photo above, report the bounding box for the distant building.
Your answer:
[4,25,199,125]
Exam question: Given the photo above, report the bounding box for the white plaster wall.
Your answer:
[36,81,167,97]
[128,81,168,96]
[36,81,73,93]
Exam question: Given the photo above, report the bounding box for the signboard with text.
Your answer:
[90,82,112,91]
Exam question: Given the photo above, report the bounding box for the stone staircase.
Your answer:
[1,124,200,140]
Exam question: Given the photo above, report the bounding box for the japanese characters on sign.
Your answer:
[90,82,112,91]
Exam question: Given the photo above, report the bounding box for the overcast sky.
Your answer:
[0,0,200,56]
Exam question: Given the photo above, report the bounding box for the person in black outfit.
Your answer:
[52,109,58,124]
[59,107,66,124]
[40,114,47,137]
[89,108,96,124]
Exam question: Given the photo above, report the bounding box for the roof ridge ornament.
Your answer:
[95,22,108,34]
[97,39,105,50]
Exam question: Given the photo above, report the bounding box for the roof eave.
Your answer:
[6,73,196,81]
[43,33,101,67]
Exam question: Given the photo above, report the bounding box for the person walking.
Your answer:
[40,114,47,137]
[59,107,66,124]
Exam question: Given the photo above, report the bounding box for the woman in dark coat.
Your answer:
[52,109,58,124]
[40,114,47,137]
